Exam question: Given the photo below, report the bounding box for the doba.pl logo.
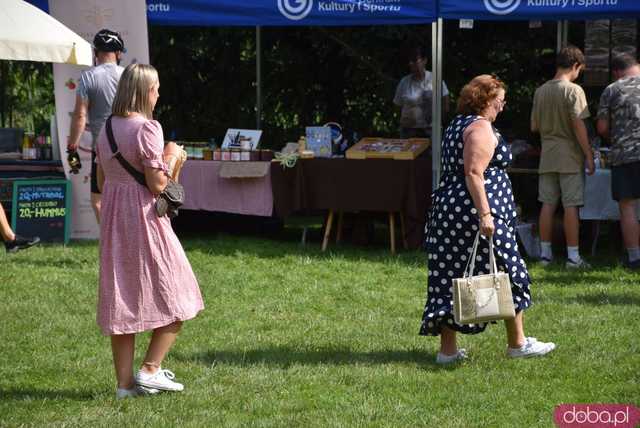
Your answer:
[278,0,313,20]
[554,404,640,428]
[484,0,521,15]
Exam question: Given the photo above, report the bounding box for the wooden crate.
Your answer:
[346,138,431,160]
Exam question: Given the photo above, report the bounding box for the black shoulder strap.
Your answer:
[106,115,147,187]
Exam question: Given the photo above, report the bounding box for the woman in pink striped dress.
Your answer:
[95,64,204,398]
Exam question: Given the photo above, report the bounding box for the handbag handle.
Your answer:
[462,231,499,278]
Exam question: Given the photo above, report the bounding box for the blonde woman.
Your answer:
[95,64,204,398]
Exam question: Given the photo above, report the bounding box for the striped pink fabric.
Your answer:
[95,115,204,335]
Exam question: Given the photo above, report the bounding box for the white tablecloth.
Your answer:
[580,168,640,220]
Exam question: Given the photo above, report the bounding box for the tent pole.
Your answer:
[556,20,568,52]
[431,18,443,191]
[0,61,5,127]
[256,25,262,130]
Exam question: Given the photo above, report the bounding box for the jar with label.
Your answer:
[221,149,231,161]
[231,148,241,161]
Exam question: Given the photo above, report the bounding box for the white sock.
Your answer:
[540,241,553,260]
[567,246,580,262]
[627,247,640,263]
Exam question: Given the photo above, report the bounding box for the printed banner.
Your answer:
[50,0,149,239]
[146,0,436,26]
[440,0,640,20]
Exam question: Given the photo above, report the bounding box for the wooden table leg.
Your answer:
[399,210,408,250]
[336,211,344,244]
[389,212,396,254]
[322,210,334,252]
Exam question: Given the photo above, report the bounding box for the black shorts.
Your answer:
[611,160,640,201]
[90,150,100,194]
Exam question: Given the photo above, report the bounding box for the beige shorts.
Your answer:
[538,172,584,207]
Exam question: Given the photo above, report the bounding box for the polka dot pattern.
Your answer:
[420,115,532,337]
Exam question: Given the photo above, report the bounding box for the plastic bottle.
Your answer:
[22,133,32,160]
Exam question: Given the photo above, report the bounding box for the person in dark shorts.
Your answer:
[67,29,125,223]
[597,53,640,269]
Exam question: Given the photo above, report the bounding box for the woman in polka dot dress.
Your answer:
[420,75,556,364]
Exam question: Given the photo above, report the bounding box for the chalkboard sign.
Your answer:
[11,179,71,244]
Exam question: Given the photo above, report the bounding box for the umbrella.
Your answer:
[0,0,92,65]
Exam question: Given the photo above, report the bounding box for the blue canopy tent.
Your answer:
[429,0,640,187]
[145,0,436,26]
[439,0,640,21]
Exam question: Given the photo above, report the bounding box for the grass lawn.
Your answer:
[0,230,638,427]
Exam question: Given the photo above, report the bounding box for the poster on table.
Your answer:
[49,0,149,239]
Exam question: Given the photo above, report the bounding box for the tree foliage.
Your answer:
[0,61,54,134]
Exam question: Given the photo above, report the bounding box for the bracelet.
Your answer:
[479,211,492,219]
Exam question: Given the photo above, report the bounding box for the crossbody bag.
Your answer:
[105,115,184,218]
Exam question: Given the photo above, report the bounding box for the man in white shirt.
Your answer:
[393,46,449,138]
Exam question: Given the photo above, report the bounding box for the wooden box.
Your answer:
[346,138,430,160]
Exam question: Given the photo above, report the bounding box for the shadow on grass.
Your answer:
[0,388,94,401]
[563,292,640,306]
[180,235,426,268]
[173,346,459,371]
[529,270,632,288]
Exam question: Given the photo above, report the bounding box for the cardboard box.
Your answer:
[346,138,430,160]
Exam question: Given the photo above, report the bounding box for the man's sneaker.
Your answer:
[436,348,467,365]
[5,235,40,253]
[565,258,591,269]
[507,337,555,358]
[623,258,640,270]
[135,368,184,392]
[540,257,552,267]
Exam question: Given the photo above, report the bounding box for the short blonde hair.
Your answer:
[456,74,506,116]
[112,63,159,119]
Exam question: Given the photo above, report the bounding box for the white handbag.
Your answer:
[452,232,516,324]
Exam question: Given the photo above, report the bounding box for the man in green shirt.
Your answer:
[531,45,595,269]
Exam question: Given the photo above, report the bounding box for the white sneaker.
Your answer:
[116,387,138,399]
[116,385,160,399]
[566,258,591,269]
[436,348,467,365]
[540,257,552,267]
[507,337,555,358]
[136,385,161,396]
[135,368,184,392]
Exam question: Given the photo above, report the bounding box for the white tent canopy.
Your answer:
[0,0,92,65]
